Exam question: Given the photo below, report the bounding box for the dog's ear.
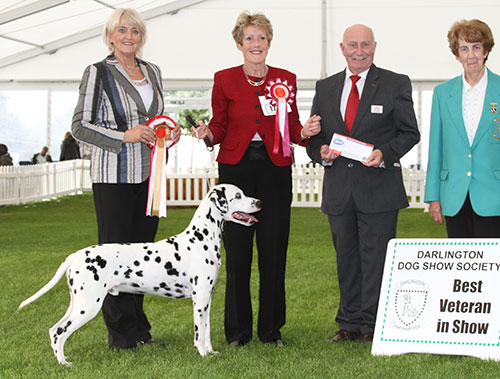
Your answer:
[210,187,229,214]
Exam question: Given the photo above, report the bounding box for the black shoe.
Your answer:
[138,339,165,346]
[110,344,137,350]
[229,340,248,347]
[272,338,285,347]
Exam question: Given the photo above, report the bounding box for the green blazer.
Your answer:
[424,68,500,217]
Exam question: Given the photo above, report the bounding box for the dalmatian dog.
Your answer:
[18,184,262,366]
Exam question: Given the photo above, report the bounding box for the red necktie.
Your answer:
[345,75,360,134]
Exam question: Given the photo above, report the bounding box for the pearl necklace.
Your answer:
[243,65,268,87]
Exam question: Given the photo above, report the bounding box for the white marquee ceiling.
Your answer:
[0,0,206,69]
[0,0,499,87]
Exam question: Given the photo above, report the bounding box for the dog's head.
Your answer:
[209,184,262,226]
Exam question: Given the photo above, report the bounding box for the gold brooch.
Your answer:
[491,102,498,114]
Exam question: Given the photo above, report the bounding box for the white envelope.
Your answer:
[329,133,374,163]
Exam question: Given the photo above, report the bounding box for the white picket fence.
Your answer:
[0,160,427,208]
[0,160,92,206]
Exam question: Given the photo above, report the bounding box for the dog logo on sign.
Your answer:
[393,280,429,329]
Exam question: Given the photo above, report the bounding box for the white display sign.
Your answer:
[372,239,500,361]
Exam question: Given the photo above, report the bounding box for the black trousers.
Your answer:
[445,193,500,238]
[92,180,159,349]
[219,143,292,343]
[328,195,398,335]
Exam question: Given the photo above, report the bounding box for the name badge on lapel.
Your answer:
[371,105,383,114]
[259,96,291,116]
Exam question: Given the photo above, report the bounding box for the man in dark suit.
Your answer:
[306,24,420,343]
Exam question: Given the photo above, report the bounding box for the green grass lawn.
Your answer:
[1,194,499,378]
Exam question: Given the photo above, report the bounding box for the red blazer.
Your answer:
[209,65,308,166]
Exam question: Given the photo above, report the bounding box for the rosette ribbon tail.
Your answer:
[274,97,291,157]
[145,116,177,218]
[273,103,281,155]
[268,80,293,158]
[146,128,168,218]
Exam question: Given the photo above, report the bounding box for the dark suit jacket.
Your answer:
[209,65,308,167]
[307,65,420,215]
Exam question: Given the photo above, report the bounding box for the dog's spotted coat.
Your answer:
[18,184,262,366]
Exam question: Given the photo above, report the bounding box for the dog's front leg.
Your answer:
[191,292,212,356]
[203,298,218,354]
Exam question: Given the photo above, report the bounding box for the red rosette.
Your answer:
[266,79,295,105]
[145,115,177,150]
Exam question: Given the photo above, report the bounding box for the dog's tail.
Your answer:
[18,254,74,310]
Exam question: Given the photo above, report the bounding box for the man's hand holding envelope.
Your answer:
[323,133,383,167]
[329,133,373,162]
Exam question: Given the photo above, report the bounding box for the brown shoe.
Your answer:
[361,333,374,343]
[326,330,361,342]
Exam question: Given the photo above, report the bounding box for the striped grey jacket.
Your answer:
[72,55,164,183]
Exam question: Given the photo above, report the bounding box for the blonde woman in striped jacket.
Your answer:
[72,8,180,350]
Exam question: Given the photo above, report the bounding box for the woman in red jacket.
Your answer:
[193,11,321,347]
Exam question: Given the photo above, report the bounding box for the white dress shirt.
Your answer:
[340,67,369,121]
[462,69,488,146]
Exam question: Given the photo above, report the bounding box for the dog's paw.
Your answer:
[58,359,72,367]
[194,344,208,356]
[206,345,218,355]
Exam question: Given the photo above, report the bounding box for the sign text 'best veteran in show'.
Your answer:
[372,239,500,361]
